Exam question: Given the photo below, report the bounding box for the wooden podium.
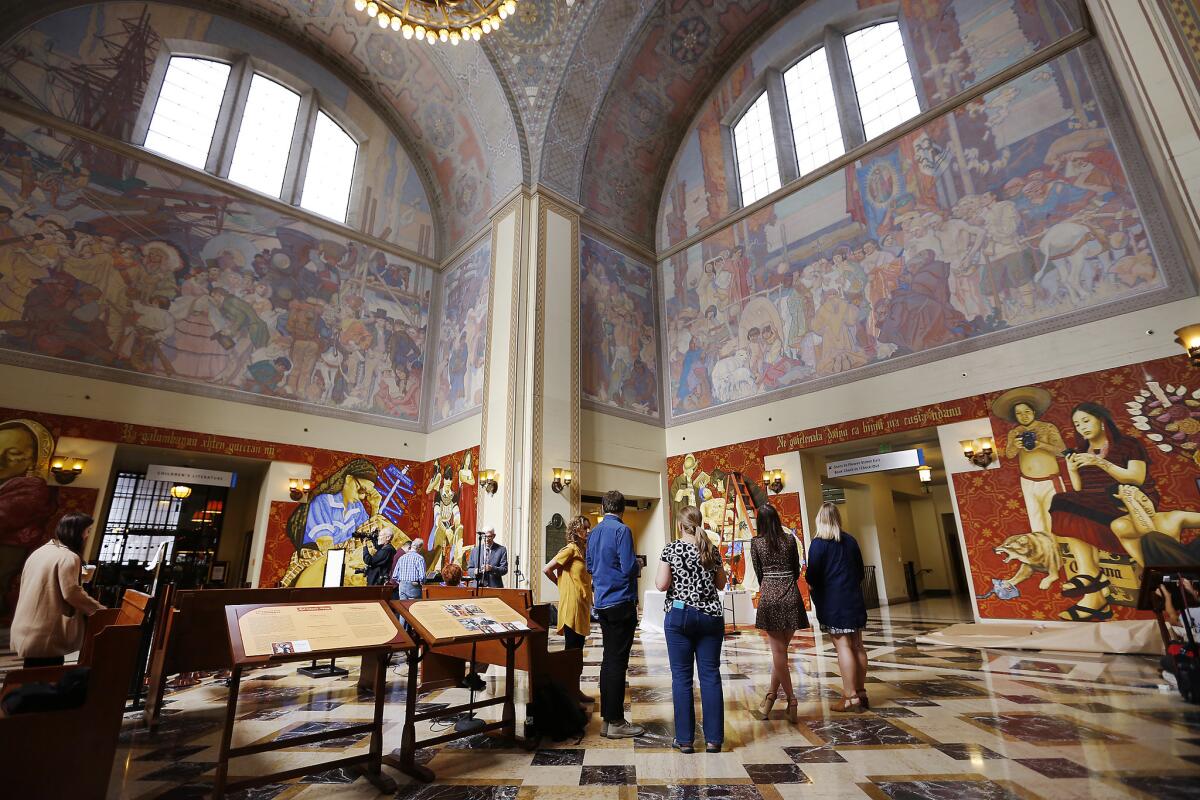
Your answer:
[214,600,415,800]
[385,596,540,782]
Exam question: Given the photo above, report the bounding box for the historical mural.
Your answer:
[658,0,1081,247]
[580,235,660,418]
[662,355,1200,623]
[0,2,436,256]
[0,114,433,422]
[662,49,1169,418]
[431,240,491,424]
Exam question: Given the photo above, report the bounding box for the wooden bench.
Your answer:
[0,619,142,796]
[144,585,390,728]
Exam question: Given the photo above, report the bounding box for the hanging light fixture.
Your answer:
[351,0,518,45]
[170,484,192,499]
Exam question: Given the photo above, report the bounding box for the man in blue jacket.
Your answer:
[585,489,644,738]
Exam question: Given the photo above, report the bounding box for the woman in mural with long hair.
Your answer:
[750,503,808,723]
[1049,401,1158,621]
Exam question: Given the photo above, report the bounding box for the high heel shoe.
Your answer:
[832,696,863,712]
[751,692,776,720]
[857,692,869,710]
[785,697,799,723]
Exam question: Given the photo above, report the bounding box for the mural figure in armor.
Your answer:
[425,454,475,577]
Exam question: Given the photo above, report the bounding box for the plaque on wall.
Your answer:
[545,513,567,560]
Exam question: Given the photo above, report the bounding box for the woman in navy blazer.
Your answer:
[805,502,870,712]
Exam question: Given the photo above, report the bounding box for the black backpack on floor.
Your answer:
[527,680,587,742]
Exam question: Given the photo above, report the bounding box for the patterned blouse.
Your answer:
[660,540,723,618]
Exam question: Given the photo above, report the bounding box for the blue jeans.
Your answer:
[664,605,724,746]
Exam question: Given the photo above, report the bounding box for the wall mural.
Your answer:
[580,234,660,419]
[662,49,1172,418]
[431,239,491,425]
[268,444,478,587]
[663,355,1200,623]
[0,415,104,619]
[658,0,1081,248]
[0,114,433,423]
[0,2,436,256]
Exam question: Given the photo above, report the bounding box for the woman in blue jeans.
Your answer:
[656,505,727,753]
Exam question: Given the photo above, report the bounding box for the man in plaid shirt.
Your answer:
[391,539,426,600]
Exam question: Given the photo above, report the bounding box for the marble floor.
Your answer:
[11,601,1200,799]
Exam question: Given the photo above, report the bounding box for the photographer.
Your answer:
[1158,576,1199,695]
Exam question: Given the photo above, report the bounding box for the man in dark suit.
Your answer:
[468,527,508,588]
[361,529,397,587]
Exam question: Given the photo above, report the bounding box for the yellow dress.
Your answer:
[554,542,593,636]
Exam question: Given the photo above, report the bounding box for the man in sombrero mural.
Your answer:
[993,388,1070,537]
[992,386,1067,534]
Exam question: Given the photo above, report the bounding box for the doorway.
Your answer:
[806,427,972,620]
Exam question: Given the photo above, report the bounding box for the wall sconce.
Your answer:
[170,484,192,500]
[959,437,995,469]
[49,456,85,485]
[766,468,785,494]
[551,467,573,494]
[480,469,499,495]
[288,477,312,502]
[1175,325,1200,366]
[916,465,933,494]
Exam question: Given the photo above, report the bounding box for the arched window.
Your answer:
[732,92,781,206]
[783,48,844,177]
[727,17,922,208]
[138,52,361,223]
[300,112,359,222]
[228,74,301,197]
[143,57,230,170]
[845,21,921,140]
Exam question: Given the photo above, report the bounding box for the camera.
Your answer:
[1020,431,1037,451]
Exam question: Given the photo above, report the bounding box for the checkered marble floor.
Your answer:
[14,601,1200,799]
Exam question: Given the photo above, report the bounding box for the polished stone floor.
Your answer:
[18,598,1200,799]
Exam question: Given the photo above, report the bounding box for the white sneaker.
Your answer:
[602,719,645,738]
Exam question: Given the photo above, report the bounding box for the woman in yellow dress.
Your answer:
[544,515,593,649]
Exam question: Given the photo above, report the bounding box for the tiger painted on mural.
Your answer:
[994,531,1063,591]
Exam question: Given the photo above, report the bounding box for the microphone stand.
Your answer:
[512,554,524,588]
[454,640,486,732]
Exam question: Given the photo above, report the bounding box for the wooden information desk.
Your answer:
[214,600,415,800]
[384,597,540,782]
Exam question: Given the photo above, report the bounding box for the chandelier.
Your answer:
[351,0,518,45]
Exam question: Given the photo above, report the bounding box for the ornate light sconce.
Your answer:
[959,438,995,469]
[480,469,499,496]
[49,456,86,485]
[170,484,192,500]
[288,477,312,502]
[1175,325,1200,366]
[917,465,933,494]
[766,468,785,494]
[551,467,573,494]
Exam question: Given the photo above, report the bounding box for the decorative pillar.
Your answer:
[478,190,580,599]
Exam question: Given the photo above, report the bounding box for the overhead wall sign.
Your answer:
[146,464,237,487]
[826,448,924,478]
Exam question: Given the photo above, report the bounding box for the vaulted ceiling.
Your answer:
[0,0,800,255]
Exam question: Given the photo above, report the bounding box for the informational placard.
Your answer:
[826,448,924,478]
[405,597,529,643]
[146,464,237,487]
[237,602,399,657]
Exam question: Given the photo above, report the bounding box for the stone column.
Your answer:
[477,190,581,599]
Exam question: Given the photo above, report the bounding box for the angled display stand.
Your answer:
[384,596,540,782]
[214,600,415,800]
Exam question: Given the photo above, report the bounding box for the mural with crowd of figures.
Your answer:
[662,355,1200,622]
[580,234,660,418]
[0,113,433,423]
[663,47,1172,418]
[431,240,491,425]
